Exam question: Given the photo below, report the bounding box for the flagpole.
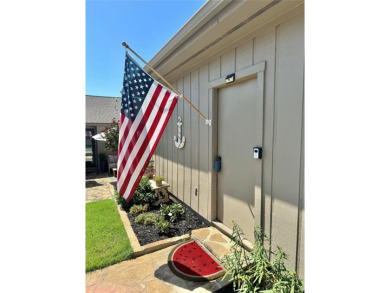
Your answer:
[122,42,211,126]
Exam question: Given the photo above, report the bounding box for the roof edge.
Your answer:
[148,0,232,68]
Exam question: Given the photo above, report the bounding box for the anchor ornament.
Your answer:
[173,116,185,149]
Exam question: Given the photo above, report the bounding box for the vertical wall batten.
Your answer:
[199,64,210,220]
[177,78,185,201]
[191,69,200,212]
[221,49,235,78]
[166,84,173,186]
[171,81,178,198]
[236,40,253,71]
[209,58,221,81]
[183,74,192,205]
[297,90,305,277]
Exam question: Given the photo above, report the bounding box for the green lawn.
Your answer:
[86,199,133,272]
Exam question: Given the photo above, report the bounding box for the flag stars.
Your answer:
[122,53,155,121]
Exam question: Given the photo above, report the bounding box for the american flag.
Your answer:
[117,52,178,202]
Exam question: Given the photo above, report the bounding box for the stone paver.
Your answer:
[86,245,229,293]
[86,173,116,202]
[192,227,232,261]
[85,173,234,292]
[85,227,233,292]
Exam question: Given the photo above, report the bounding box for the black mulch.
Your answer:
[127,199,210,246]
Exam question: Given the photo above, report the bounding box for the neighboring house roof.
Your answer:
[86,95,121,124]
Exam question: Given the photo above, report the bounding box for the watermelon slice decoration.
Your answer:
[167,240,225,282]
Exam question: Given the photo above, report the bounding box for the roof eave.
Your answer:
[148,0,232,69]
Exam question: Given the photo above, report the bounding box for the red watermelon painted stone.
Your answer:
[167,240,225,281]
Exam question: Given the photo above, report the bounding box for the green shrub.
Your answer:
[155,219,170,234]
[115,191,131,212]
[134,213,160,225]
[130,176,155,205]
[129,204,149,215]
[221,222,304,293]
[115,176,155,212]
[160,203,184,222]
[104,119,119,153]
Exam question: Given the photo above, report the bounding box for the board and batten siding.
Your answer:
[153,11,304,276]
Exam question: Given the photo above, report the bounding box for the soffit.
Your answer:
[148,0,304,82]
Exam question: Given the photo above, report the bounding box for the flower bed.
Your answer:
[127,199,209,246]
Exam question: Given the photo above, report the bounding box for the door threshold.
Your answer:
[211,220,254,251]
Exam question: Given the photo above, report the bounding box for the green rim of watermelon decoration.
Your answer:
[167,240,225,282]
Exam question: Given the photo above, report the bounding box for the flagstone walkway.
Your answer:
[86,172,116,202]
[85,173,234,292]
[86,226,233,293]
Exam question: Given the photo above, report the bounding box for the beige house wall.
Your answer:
[153,4,304,276]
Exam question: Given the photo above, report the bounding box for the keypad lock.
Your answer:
[253,147,262,159]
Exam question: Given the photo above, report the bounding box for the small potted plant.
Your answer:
[145,159,155,179]
[153,176,165,186]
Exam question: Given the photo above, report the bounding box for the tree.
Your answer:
[103,118,119,153]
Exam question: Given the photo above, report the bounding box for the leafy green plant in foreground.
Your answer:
[115,176,155,212]
[129,204,149,215]
[155,219,170,234]
[160,203,184,222]
[134,213,160,225]
[222,222,304,293]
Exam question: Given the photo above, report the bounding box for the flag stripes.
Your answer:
[117,81,177,201]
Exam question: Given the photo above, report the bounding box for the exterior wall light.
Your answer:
[225,73,235,84]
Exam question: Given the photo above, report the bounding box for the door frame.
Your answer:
[208,61,266,232]
[86,127,97,168]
